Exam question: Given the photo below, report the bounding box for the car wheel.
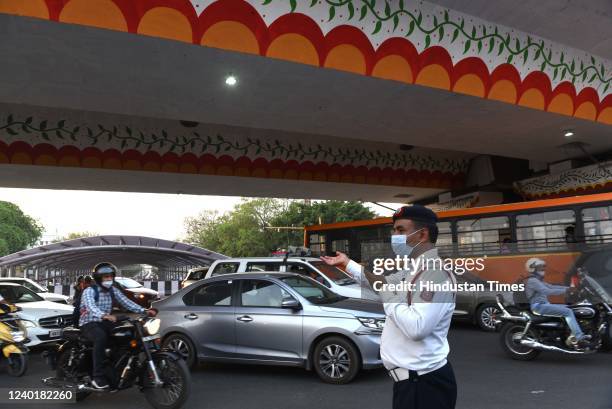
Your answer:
[313,336,360,384]
[163,334,197,369]
[476,304,501,332]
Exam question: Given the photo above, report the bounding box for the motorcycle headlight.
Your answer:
[357,317,385,330]
[20,320,37,328]
[11,330,25,343]
[143,318,161,336]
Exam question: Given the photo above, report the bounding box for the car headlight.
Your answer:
[357,317,385,330]
[20,320,37,328]
[143,318,161,336]
[10,330,25,343]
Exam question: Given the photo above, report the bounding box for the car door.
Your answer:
[234,279,303,364]
[181,280,236,358]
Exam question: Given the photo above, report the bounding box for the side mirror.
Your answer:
[281,299,302,310]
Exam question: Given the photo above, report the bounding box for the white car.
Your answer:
[0,283,74,347]
[0,277,70,304]
[202,257,367,299]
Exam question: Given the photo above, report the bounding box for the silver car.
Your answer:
[154,272,384,384]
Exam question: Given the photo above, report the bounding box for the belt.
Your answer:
[387,360,447,382]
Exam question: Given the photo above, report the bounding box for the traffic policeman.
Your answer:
[321,205,457,409]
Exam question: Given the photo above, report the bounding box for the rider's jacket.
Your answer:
[525,275,568,306]
[79,284,144,327]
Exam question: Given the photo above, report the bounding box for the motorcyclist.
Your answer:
[524,257,590,347]
[79,262,156,389]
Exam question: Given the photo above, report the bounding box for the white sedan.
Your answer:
[0,283,74,347]
[0,277,70,304]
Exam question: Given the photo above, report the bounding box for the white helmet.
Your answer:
[525,257,546,273]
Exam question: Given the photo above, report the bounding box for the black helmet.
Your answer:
[92,262,118,285]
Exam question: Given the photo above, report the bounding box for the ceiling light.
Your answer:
[225,75,237,86]
[563,130,574,138]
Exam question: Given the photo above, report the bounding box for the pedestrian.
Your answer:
[321,205,457,409]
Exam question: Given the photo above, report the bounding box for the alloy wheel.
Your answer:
[319,344,351,379]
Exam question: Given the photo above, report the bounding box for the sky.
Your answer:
[0,188,396,242]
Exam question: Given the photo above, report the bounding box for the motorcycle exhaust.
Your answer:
[519,339,592,355]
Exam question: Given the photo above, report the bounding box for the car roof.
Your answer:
[0,282,22,287]
[215,257,321,262]
[0,277,27,281]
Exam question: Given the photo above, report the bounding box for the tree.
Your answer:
[53,231,98,243]
[184,199,376,257]
[0,201,44,256]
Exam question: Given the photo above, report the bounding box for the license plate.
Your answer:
[49,329,62,338]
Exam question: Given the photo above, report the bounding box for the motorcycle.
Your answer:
[0,303,28,376]
[495,267,612,360]
[42,314,191,409]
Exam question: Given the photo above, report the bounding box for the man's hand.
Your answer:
[102,314,117,322]
[146,309,157,317]
[320,251,350,269]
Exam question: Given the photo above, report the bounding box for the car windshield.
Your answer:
[115,278,143,289]
[310,261,357,286]
[280,276,346,304]
[0,285,44,303]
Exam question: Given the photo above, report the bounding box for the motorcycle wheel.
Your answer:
[6,353,27,377]
[143,356,191,409]
[500,323,541,361]
[56,349,91,402]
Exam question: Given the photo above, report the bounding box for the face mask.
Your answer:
[391,229,423,257]
[101,280,113,289]
[534,270,545,278]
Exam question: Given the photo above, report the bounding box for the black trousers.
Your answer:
[80,321,115,380]
[392,362,457,409]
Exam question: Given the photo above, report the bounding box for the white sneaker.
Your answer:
[91,379,109,389]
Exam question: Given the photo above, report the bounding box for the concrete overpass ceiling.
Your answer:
[1,1,611,201]
[1,15,609,165]
[431,0,612,60]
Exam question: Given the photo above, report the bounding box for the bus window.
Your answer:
[516,210,575,252]
[309,234,326,256]
[582,206,612,245]
[437,222,453,257]
[331,239,349,254]
[457,216,510,256]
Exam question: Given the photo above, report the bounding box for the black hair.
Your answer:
[412,220,438,244]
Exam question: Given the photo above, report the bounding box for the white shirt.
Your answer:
[346,248,455,374]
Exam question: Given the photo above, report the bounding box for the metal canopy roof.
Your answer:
[0,235,227,271]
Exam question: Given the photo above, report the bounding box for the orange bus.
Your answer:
[304,193,612,286]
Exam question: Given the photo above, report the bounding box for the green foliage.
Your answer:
[53,231,98,242]
[183,199,376,257]
[0,201,44,256]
